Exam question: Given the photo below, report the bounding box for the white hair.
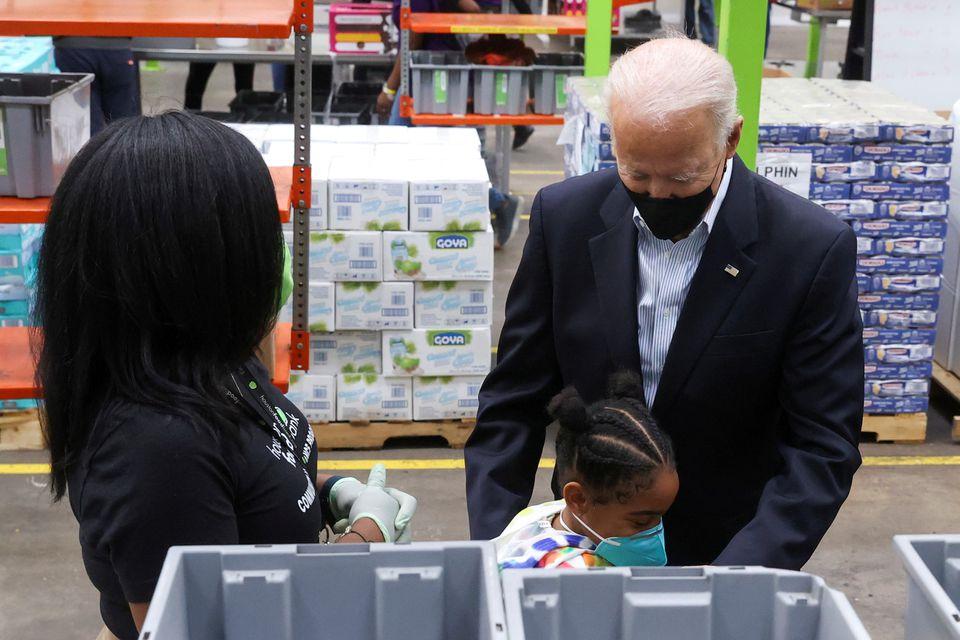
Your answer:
[605,34,739,150]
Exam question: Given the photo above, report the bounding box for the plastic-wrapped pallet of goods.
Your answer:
[245,125,492,449]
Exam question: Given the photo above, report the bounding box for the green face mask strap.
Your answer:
[279,242,294,312]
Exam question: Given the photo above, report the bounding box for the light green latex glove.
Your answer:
[334,464,417,542]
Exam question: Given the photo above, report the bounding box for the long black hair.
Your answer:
[549,371,675,503]
[35,112,284,500]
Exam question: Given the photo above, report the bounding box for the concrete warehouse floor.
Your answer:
[0,15,953,640]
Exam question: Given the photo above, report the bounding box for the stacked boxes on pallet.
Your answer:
[758,79,952,416]
[0,223,42,412]
[561,78,953,419]
[234,124,494,424]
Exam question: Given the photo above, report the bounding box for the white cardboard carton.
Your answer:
[382,328,492,376]
[414,281,493,327]
[336,374,413,421]
[335,282,414,330]
[382,228,495,281]
[308,281,335,333]
[286,373,336,422]
[310,331,382,374]
[409,158,491,231]
[412,376,484,420]
[328,157,409,231]
[309,231,382,281]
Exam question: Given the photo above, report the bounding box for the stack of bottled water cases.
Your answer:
[229,124,494,424]
[0,224,42,412]
[760,79,953,415]
[561,77,952,416]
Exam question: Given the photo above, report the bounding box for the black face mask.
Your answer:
[622,160,725,241]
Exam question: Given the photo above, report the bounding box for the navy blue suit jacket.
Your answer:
[465,157,864,569]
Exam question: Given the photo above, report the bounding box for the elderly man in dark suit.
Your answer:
[465,35,864,570]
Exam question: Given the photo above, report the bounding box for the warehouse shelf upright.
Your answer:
[0,0,315,400]
[397,5,586,192]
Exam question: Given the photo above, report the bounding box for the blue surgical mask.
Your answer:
[561,509,668,567]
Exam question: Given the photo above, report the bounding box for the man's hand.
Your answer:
[376,91,395,121]
[329,464,417,542]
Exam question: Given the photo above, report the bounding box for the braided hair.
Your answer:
[550,371,675,505]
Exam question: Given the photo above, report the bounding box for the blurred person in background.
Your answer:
[685,0,716,47]
[183,62,255,111]
[53,37,141,134]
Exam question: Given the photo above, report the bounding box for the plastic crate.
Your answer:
[410,51,471,115]
[0,72,92,198]
[502,566,870,640]
[472,65,531,115]
[140,541,509,640]
[326,97,373,125]
[531,53,584,115]
[894,535,960,639]
[228,90,285,121]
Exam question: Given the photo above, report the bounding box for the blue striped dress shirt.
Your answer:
[633,159,734,404]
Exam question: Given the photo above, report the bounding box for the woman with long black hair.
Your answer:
[35,112,417,640]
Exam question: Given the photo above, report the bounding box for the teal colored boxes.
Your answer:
[0,248,38,285]
[0,223,42,252]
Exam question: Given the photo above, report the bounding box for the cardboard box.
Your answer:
[816,199,877,220]
[864,343,934,363]
[414,281,493,327]
[862,309,937,327]
[862,327,937,345]
[850,182,950,201]
[408,158,491,232]
[382,230,495,281]
[310,331,382,374]
[877,163,951,183]
[857,256,944,274]
[866,379,930,397]
[864,361,933,380]
[328,157,409,231]
[308,282,335,333]
[382,328,492,376]
[286,373,336,422]
[853,144,952,164]
[878,201,949,219]
[809,182,851,200]
[760,144,853,163]
[851,220,947,238]
[859,275,941,294]
[335,282,414,330]
[868,237,945,257]
[336,374,412,421]
[813,161,876,182]
[858,293,940,310]
[413,376,485,420]
[863,395,929,414]
[308,231,382,281]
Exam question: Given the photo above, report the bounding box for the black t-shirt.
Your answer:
[67,359,328,640]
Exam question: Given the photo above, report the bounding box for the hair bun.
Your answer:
[548,387,590,434]
[607,370,645,402]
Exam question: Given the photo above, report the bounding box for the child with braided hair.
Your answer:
[494,371,679,569]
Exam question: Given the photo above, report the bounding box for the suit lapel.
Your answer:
[589,179,644,392]
[652,156,760,415]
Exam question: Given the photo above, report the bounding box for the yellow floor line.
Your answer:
[4,456,960,474]
[511,169,564,176]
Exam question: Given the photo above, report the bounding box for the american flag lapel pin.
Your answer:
[724,264,740,278]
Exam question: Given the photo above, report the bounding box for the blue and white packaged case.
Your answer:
[877,162,951,183]
[857,293,939,310]
[880,123,954,144]
[862,327,937,345]
[810,124,882,144]
[866,379,930,397]
[816,200,877,220]
[864,343,934,363]
[878,201,948,219]
[851,220,947,238]
[853,144,952,163]
[857,256,943,274]
[851,182,950,201]
[760,143,853,163]
[867,275,941,293]
[862,309,937,327]
[813,162,877,182]
[810,182,851,200]
[863,395,929,414]
[865,361,933,380]
[871,237,944,256]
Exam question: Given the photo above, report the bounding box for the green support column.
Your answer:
[804,17,822,78]
[718,0,768,170]
[584,0,612,76]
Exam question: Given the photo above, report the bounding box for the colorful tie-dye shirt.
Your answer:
[493,500,613,569]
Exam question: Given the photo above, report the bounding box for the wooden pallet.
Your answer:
[861,412,927,444]
[0,409,44,451]
[931,362,960,441]
[311,419,475,451]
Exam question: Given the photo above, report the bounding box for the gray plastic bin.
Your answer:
[894,534,960,639]
[0,73,92,198]
[531,53,584,115]
[472,65,531,115]
[411,51,471,115]
[139,542,508,640]
[502,566,870,640]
